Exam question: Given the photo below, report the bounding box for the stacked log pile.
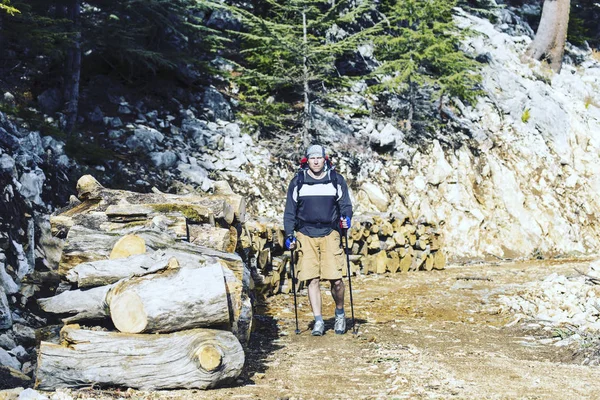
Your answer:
[241,217,288,297]
[348,213,446,275]
[243,213,446,297]
[33,174,446,389]
[35,175,249,390]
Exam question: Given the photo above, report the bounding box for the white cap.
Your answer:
[306,144,326,158]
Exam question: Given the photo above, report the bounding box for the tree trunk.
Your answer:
[212,181,247,222]
[38,285,112,324]
[432,250,446,270]
[302,9,310,146]
[42,255,251,341]
[523,0,571,73]
[105,200,234,226]
[66,250,192,288]
[0,12,4,56]
[106,264,230,333]
[58,226,244,278]
[399,249,412,273]
[63,0,81,133]
[65,249,211,288]
[222,267,253,343]
[35,325,244,390]
[73,175,236,225]
[189,224,238,253]
[407,77,414,132]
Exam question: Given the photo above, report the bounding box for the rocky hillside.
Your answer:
[2,8,600,267]
[3,3,600,388]
[212,9,600,262]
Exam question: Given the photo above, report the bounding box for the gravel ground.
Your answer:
[6,258,600,400]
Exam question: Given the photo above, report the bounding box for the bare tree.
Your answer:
[522,0,571,73]
[62,0,82,134]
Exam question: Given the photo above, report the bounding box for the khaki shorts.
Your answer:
[296,231,345,281]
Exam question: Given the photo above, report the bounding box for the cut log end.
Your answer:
[76,175,104,200]
[167,257,179,269]
[109,234,146,259]
[36,327,244,390]
[110,291,147,333]
[195,344,223,372]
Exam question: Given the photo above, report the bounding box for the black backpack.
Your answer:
[295,156,339,198]
[294,157,341,226]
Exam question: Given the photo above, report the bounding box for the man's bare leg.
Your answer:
[330,278,345,309]
[307,277,322,317]
[308,277,325,335]
[331,278,346,334]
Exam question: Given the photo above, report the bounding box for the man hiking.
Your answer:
[283,144,353,335]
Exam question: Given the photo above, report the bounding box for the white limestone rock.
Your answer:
[360,182,389,212]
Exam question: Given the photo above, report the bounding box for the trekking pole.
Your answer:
[289,249,301,335]
[343,229,357,334]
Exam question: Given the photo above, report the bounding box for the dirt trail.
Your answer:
[54,259,600,399]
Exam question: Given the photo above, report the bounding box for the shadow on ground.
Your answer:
[238,307,284,385]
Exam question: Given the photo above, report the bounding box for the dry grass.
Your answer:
[584,94,600,109]
[592,48,600,62]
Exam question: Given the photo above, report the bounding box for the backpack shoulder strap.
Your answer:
[296,169,306,195]
[297,168,338,197]
[294,169,306,227]
[329,168,343,221]
[329,169,339,199]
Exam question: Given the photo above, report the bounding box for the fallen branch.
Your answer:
[455,276,493,281]
[574,268,600,285]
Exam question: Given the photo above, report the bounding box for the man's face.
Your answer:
[308,156,325,174]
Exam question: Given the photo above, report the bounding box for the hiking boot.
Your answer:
[311,320,325,336]
[334,313,346,334]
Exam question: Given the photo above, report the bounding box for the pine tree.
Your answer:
[82,0,226,83]
[567,0,599,48]
[3,1,73,60]
[0,1,19,15]
[1,0,225,132]
[224,0,377,142]
[369,0,482,131]
[0,1,20,56]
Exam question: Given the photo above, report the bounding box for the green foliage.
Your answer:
[552,327,575,340]
[64,135,118,165]
[219,0,483,132]
[1,0,485,140]
[223,0,377,131]
[568,0,600,48]
[567,15,590,46]
[369,0,482,104]
[0,0,19,15]
[3,1,74,62]
[3,0,225,86]
[82,0,226,83]
[521,108,530,123]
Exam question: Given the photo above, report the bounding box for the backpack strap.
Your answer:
[329,168,342,221]
[293,169,306,231]
[294,167,343,232]
[296,169,306,195]
[296,168,339,198]
[329,168,339,200]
